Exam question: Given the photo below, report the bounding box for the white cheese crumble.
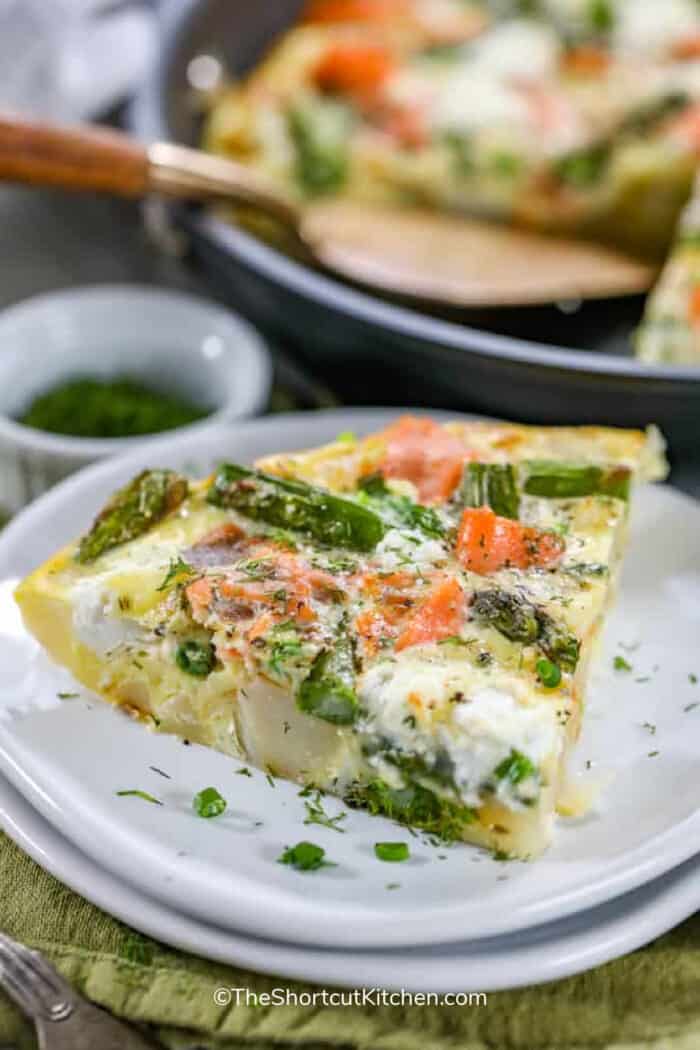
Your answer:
[613,0,699,57]
[433,70,530,134]
[373,528,447,573]
[72,581,143,657]
[358,658,562,811]
[446,687,561,808]
[469,19,561,81]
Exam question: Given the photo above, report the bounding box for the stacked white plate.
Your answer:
[0,410,698,992]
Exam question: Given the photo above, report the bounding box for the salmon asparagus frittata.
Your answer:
[203,0,700,363]
[16,417,667,858]
[204,0,700,261]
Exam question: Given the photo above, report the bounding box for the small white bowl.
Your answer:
[0,284,272,510]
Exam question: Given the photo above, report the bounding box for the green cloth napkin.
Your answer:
[1,833,699,1050]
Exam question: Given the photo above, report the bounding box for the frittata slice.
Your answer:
[15,417,666,858]
[637,175,700,363]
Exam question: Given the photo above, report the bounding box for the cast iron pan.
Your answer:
[132,0,700,447]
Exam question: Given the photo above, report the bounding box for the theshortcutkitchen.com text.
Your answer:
[214,986,488,1008]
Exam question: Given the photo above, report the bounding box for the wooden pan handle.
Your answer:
[0,114,149,197]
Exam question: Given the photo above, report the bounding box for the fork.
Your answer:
[0,931,159,1049]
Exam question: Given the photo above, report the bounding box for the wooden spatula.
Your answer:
[0,114,656,308]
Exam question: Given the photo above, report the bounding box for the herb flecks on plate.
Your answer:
[193,787,227,818]
[374,841,410,863]
[117,789,163,806]
[278,841,334,871]
[303,792,347,832]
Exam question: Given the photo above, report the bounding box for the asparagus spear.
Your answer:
[288,96,351,195]
[553,142,610,188]
[522,460,631,501]
[471,589,539,643]
[537,615,580,673]
[208,464,385,551]
[461,463,520,519]
[297,625,358,725]
[77,469,188,564]
[472,587,580,672]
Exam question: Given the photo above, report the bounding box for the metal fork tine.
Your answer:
[0,932,158,1049]
[0,934,73,1020]
[10,939,66,993]
[0,956,43,1016]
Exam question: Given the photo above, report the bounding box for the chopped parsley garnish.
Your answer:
[176,639,216,677]
[238,557,275,580]
[57,691,79,700]
[374,842,409,863]
[267,528,299,550]
[156,556,194,592]
[690,673,698,685]
[303,793,346,833]
[278,841,332,871]
[21,377,207,439]
[494,749,536,785]
[193,787,226,818]
[268,626,304,678]
[236,767,253,777]
[536,658,562,689]
[641,722,656,735]
[613,655,633,673]
[266,772,276,788]
[648,750,660,758]
[357,472,445,539]
[345,778,474,845]
[684,702,699,713]
[312,553,358,574]
[116,789,163,805]
[386,882,401,890]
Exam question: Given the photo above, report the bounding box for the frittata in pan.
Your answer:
[203,0,700,258]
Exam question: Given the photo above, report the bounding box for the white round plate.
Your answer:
[1,770,699,993]
[0,410,698,951]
